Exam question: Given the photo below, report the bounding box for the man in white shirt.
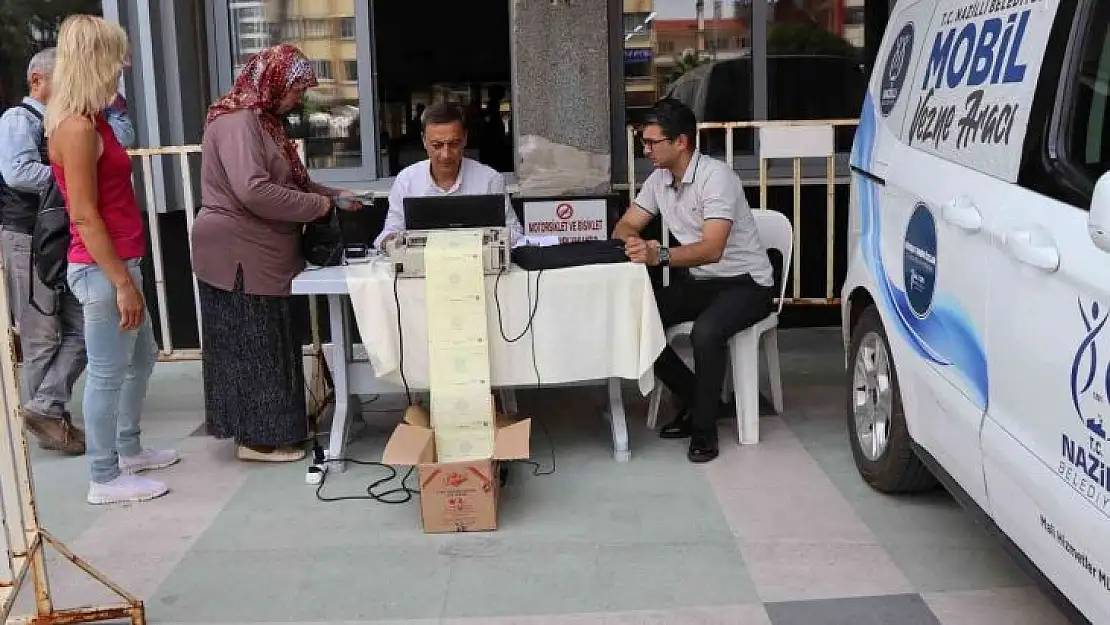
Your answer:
[613,98,775,463]
[374,102,523,249]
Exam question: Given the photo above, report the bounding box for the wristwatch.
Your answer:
[658,246,670,267]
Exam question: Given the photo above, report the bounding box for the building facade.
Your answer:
[0,0,897,348]
[88,0,893,204]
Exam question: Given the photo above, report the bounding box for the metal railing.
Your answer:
[626,119,859,305]
[127,145,203,361]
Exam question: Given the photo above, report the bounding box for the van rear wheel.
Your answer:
[847,306,937,493]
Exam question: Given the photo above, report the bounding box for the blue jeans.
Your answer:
[67,260,158,483]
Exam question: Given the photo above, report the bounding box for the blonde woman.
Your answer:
[47,15,178,505]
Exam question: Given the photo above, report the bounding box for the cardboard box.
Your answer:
[382,405,531,533]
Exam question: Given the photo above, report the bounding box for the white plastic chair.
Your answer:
[645,209,794,444]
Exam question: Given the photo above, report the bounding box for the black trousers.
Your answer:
[653,274,773,444]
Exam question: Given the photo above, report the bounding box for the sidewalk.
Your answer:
[15,328,1069,624]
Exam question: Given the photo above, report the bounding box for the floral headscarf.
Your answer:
[206,44,318,190]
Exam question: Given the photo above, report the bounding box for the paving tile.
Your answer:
[156,621,440,625]
[192,413,734,553]
[25,450,107,544]
[150,545,452,622]
[765,594,941,625]
[187,434,428,552]
[443,604,773,624]
[595,542,759,611]
[742,541,914,603]
[703,403,914,603]
[441,542,603,618]
[701,425,835,493]
[439,541,755,620]
[713,483,876,545]
[15,550,186,612]
[14,329,1072,624]
[882,542,1031,593]
[586,488,735,547]
[13,435,254,616]
[68,435,251,557]
[782,405,1035,594]
[922,587,1073,625]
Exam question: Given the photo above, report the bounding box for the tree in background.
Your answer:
[662,48,711,94]
[767,21,858,57]
[0,0,103,107]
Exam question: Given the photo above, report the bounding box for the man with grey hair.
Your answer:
[0,48,134,455]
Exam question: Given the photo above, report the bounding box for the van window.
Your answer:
[1064,3,1110,185]
[1023,1,1110,206]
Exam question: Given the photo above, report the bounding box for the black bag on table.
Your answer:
[510,239,627,271]
[301,204,345,267]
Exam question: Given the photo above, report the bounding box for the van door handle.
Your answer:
[1005,229,1060,272]
[942,197,982,232]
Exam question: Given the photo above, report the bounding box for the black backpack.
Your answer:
[7,103,72,316]
[29,178,70,315]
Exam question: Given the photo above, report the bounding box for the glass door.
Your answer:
[209,0,380,182]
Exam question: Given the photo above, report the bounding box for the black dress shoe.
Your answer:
[687,437,719,463]
[659,411,692,439]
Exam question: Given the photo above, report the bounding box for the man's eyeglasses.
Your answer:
[639,136,673,148]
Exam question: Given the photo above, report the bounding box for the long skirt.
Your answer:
[198,273,307,447]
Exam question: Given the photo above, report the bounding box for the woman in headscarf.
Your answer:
[191,44,360,463]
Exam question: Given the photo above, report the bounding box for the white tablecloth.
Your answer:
[344,260,665,395]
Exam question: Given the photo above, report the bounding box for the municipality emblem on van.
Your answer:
[1072,298,1109,443]
[880,22,914,116]
[1063,298,1110,516]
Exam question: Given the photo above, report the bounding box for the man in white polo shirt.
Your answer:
[374,102,523,249]
[613,98,775,463]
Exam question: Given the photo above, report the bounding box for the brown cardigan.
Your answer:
[192,109,337,297]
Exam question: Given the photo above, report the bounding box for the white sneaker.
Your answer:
[87,475,169,505]
[119,448,181,474]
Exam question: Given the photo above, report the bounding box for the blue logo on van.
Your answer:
[1062,298,1110,516]
[1072,299,1109,442]
[880,22,914,116]
[853,94,989,411]
[903,203,937,318]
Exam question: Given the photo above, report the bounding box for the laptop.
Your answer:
[402,194,506,230]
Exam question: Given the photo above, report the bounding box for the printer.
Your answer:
[385,227,511,278]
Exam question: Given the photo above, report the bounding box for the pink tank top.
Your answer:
[52,115,145,264]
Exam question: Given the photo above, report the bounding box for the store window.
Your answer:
[372,0,513,175]
[617,0,872,181]
[226,0,364,172]
[767,0,866,125]
[620,0,754,180]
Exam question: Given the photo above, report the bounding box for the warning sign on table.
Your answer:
[522,199,608,243]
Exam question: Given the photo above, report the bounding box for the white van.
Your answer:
[842,0,1110,622]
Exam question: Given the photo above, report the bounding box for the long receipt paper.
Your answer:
[424,230,495,462]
